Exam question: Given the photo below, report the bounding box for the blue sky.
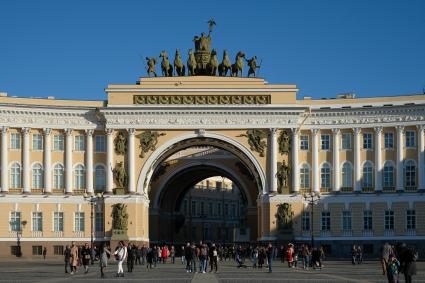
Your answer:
[1,0,424,101]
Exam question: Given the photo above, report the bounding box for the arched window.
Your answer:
[341,162,352,188]
[362,161,373,188]
[300,164,310,189]
[54,164,64,189]
[320,163,331,189]
[10,162,21,189]
[95,165,106,192]
[383,161,394,188]
[32,163,43,189]
[405,160,416,187]
[74,164,85,190]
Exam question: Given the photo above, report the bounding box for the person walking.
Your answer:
[170,245,175,264]
[199,244,207,273]
[399,244,417,283]
[127,243,136,272]
[64,245,71,273]
[113,241,127,277]
[210,244,218,273]
[146,246,154,269]
[386,254,400,283]
[141,245,147,265]
[184,243,193,273]
[81,243,91,274]
[43,247,47,260]
[381,243,393,275]
[70,242,79,275]
[99,244,110,278]
[162,245,169,264]
[351,245,357,265]
[266,243,273,273]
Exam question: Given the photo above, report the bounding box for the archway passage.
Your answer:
[147,141,263,244]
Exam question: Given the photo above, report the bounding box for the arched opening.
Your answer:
[143,136,265,244]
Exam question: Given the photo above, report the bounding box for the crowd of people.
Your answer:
[62,240,418,281]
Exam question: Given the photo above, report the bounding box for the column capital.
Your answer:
[417,124,425,132]
[21,127,31,135]
[353,127,361,135]
[331,128,340,135]
[128,128,136,135]
[105,128,113,135]
[85,129,94,136]
[65,128,73,136]
[396,125,405,133]
[269,128,277,135]
[291,128,300,135]
[374,126,383,134]
[43,128,52,135]
[1,126,8,134]
[310,128,319,135]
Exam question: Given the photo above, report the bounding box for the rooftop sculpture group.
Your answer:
[145,20,261,78]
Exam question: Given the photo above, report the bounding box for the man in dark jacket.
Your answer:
[399,244,417,283]
[64,245,71,273]
[127,243,136,272]
[184,243,193,273]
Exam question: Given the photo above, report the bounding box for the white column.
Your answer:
[311,129,319,193]
[43,128,52,194]
[1,127,8,193]
[128,129,136,194]
[291,128,299,193]
[332,128,340,192]
[85,129,94,195]
[106,129,114,194]
[353,128,361,192]
[268,128,278,193]
[22,128,31,194]
[396,126,404,192]
[65,129,73,194]
[418,125,425,191]
[374,127,383,192]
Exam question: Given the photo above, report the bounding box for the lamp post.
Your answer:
[12,220,27,257]
[303,192,320,248]
[84,194,97,251]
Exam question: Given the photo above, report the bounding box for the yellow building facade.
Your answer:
[0,76,424,257]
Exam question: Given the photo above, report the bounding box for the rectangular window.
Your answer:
[341,133,351,150]
[95,136,106,152]
[200,202,205,215]
[54,245,64,255]
[300,135,309,150]
[406,210,416,230]
[384,210,394,230]
[95,211,104,232]
[53,135,64,151]
[208,203,213,216]
[53,212,64,232]
[191,201,196,215]
[10,211,21,232]
[321,211,331,231]
[32,134,43,150]
[32,246,43,255]
[74,135,85,151]
[363,210,372,230]
[321,134,330,150]
[10,246,19,256]
[32,212,43,232]
[217,203,222,216]
[302,211,310,231]
[183,200,188,214]
[342,211,352,231]
[363,133,373,149]
[384,132,394,149]
[224,204,229,216]
[10,133,21,149]
[405,131,415,148]
[74,212,85,232]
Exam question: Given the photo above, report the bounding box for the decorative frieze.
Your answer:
[133,94,271,105]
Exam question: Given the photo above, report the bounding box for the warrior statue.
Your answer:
[238,129,267,157]
[246,56,261,77]
[111,203,129,231]
[113,161,127,188]
[218,50,232,76]
[278,130,291,155]
[145,57,157,77]
[276,160,291,194]
[174,49,185,76]
[275,203,294,230]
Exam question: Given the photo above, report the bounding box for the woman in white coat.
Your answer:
[113,241,127,277]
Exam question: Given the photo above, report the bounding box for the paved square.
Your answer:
[0,258,423,283]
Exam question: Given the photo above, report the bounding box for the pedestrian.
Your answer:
[266,243,273,273]
[191,243,197,272]
[356,246,363,264]
[381,242,393,275]
[181,245,186,265]
[301,245,309,270]
[43,247,47,260]
[279,245,285,263]
[162,245,169,264]
[170,245,175,264]
[287,244,294,268]
[210,244,218,273]
[99,244,110,278]
[81,243,91,274]
[127,243,135,272]
[351,245,357,265]
[113,241,127,277]
[184,243,193,273]
[258,248,265,268]
[91,246,97,265]
[199,244,207,273]
[70,242,79,275]
[386,254,400,283]
[399,244,417,283]
[141,245,147,265]
[252,247,258,268]
[146,246,154,269]
[135,246,141,265]
[64,245,71,273]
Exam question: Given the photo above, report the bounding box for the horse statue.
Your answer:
[174,49,185,76]
[208,48,219,76]
[231,51,245,77]
[187,49,197,76]
[159,51,173,77]
[246,56,260,77]
[218,50,231,76]
[145,57,157,77]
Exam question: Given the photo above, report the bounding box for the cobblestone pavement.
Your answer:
[0,258,423,283]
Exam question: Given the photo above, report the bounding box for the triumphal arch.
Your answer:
[1,23,425,257]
